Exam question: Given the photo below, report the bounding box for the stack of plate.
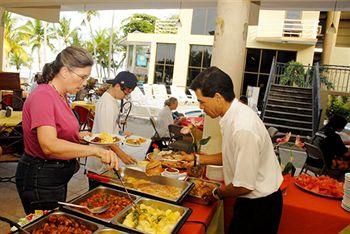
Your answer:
[341,173,350,212]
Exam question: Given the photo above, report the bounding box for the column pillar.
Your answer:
[201,0,251,154]
[322,11,341,65]
[0,8,5,71]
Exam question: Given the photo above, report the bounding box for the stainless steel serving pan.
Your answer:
[61,186,140,223]
[112,197,192,234]
[97,168,194,204]
[19,210,104,233]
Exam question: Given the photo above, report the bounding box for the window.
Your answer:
[243,48,296,109]
[154,43,176,85]
[135,46,149,68]
[191,8,217,35]
[187,45,212,86]
[285,11,301,20]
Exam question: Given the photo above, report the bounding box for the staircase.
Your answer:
[261,59,321,140]
[263,84,313,137]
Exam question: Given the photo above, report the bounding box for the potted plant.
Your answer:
[280,61,308,87]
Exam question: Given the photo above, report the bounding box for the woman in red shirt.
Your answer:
[15,46,117,214]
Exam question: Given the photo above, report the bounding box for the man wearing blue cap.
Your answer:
[86,71,138,189]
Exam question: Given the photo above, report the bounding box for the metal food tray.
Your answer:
[19,210,105,233]
[112,198,192,234]
[61,186,140,223]
[185,177,221,205]
[101,168,194,204]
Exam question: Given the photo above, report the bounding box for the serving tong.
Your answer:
[113,168,141,213]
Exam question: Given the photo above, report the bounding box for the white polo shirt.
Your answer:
[86,91,120,174]
[219,99,283,199]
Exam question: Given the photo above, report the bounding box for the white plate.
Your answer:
[161,171,188,181]
[124,137,147,147]
[84,134,124,146]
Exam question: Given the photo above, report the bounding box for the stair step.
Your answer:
[271,84,312,94]
[264,110,312,121]
[268,93,312,103]
[267,104,312,115]
[264,123,313,136]
[269,90,312,99]
[264,116,312,129]
[267,98,312,108]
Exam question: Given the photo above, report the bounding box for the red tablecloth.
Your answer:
[279,178,350,234]
[180,117,204,131]
[179,201,219,233]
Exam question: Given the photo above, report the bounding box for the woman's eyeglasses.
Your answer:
[69,69,90,81]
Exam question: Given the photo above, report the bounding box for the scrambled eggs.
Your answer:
[99,132,114,143]
[122,204,181,234]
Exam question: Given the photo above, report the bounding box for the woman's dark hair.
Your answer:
[323,115,347,132]
[164,97,178,107]
[189,66,235,102]
[37,46,94,84]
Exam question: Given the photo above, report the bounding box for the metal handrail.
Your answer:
[261,57,276,120]
[312,63,321,135]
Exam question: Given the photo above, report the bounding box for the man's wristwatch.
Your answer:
[212,187,222,200]
[194,153,200,166]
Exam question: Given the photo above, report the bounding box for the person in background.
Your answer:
[181,66,283,233]
[15,46,117,214]
[86,71,138,190]
[29,73,41,94]
[313,115,350,171]
[239,95,248,105]
[156,97,182,138]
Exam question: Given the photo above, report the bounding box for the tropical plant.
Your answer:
[55,17,80,47]
[326,95,350,121]
[19,19,55,69]
[120,13,158,37]
[2,11,30,70]
[280,61,308,87]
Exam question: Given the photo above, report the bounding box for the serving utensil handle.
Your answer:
[58,201,86,209]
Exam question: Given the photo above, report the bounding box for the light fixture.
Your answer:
[327,0,338,34]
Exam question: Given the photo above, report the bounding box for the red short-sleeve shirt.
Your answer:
[23,84,80,159]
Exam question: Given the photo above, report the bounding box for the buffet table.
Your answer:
[279,178,350,234]
[180,200,223,234]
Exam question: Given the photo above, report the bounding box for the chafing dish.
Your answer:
[112,198,192,234]
[96,168,194,204]
[19,210,104,233]
[185,177,221,205]
[61,186,140,223]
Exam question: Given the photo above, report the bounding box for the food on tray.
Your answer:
[146,160,163,176]
[187,165,204,178]
[148,150,189,169]
[138,160,150,167]
[126,137,146,145]
[91,132,120,144]
[123,175,182,200]
[31,215,93,234]
[189,179,219,198]
[122,204,181,234]
[295,174,343,198]
[79,192,132,219]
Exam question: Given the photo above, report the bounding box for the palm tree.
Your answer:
[2,11,30,70]
[19,19,55,69]
[80,10,100,78]
[55,17,79,47]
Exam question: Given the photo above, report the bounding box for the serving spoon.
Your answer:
[58,201,110,214]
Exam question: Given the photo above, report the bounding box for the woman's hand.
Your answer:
[95,148,118,170]
[180,151,195,162]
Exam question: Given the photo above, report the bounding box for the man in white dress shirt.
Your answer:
[86,71,138,189]
[182,67,283,233]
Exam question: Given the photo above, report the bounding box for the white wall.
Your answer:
[126,9,213,88]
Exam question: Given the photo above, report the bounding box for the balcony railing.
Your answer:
[257,19,319,40]
[154,19,178,34]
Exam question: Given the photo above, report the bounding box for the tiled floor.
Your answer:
[0,117,154,233]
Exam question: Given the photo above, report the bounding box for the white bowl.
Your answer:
[206,165,224,182]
